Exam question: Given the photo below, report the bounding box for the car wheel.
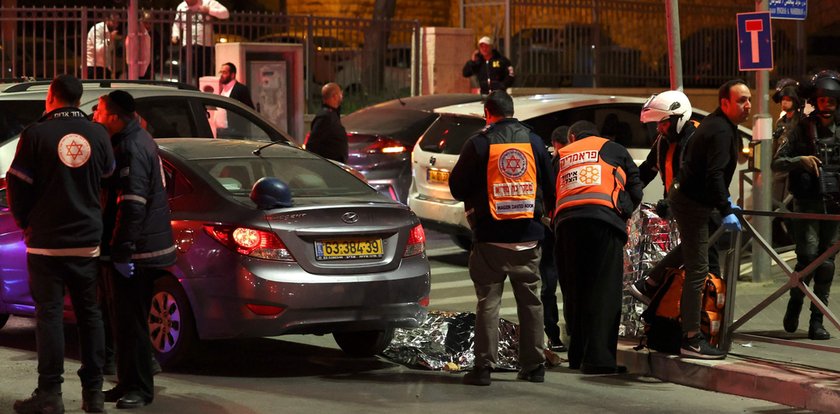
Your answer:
[451,235,472,251]
[333,328,395,357]
[148,277,197,368]
[0,313,8,329]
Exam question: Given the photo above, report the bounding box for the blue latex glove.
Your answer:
[113,262,135,278]
[727,196,741,211]
[722,213,742,232]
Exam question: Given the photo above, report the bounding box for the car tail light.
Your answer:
[363,136,407,155]
[246,304,286,316]
[303,132,311,148]
[403,224,426,257]
[418,295,430,307]
[204,225,295,262]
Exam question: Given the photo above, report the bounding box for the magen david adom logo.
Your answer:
[57,133,91,168]
[498,148,527,178]
[578,165,600,184]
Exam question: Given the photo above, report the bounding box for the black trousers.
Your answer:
[555,218,624,370]
[539,224,563,341]
[106,265,159,401]
[28,254,105,393]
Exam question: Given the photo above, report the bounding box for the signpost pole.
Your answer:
[753,0,772,282]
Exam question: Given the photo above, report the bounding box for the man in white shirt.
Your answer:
[171,0,229,84]
[86,14,121,79]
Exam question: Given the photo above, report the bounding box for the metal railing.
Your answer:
[720,209,839,354]
[0,7,420,113]
[461,0,809,88]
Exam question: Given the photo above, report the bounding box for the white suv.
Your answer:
[407,93,751,248]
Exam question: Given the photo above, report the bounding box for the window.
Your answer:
[418,115,486,155]
[136,98,198,138]
[203,103,272,141]
[0,100,46,143]
[162,161,192,200]
[524,103,650,150]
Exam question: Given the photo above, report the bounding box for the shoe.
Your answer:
[809,321,831,340]
[13,389,64,414]
[103,386,124,403]
[628,278,658,305]
[547,338,567,353]
[81,389,104,413]
[462,365,491,386]
[151,356,162,376]
[516,364,545,382]
[115,391,151,409]
[680,334,726,360]
[783,297,802,333]
[581,365,628,375]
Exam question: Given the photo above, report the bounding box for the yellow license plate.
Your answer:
[314,239,384,260]
[427,169,450,184]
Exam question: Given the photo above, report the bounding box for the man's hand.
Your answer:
[171,36,180,45]
[800,155,822,176]
[472,50,480,62]
[722,213,742,232]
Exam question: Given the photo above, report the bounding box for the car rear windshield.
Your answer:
[417,115,485,154]
[191,156,376,197]
[0,100,45,143]
[342,108,437,145]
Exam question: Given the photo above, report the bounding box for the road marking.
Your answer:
[426,246,466,257]
[431,279,473,289]
[430,267,466,277]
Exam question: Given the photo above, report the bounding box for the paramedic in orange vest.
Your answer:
[554,120,642,374]
[449,90,555,386]
[629,91,722,304]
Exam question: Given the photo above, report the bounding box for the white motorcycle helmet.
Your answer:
[640,90,693,134]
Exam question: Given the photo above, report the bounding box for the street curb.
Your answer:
[617,340,840,413]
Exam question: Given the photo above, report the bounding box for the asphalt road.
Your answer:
[0,230,800,413]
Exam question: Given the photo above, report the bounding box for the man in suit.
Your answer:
[219,62,254,108]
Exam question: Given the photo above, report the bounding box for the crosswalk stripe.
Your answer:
[431,279,473,290]
[426,246,466,257]
[430,267,466,277]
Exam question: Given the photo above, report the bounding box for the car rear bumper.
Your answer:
[407,192,470,236]
[182,257,431,339]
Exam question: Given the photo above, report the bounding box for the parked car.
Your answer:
[407,94,752,249]
[0,138,431,366]
[341,93,483,202]
[0,80,291,181]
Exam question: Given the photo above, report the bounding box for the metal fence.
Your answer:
[461,0,810,88]
[0,7,420,112]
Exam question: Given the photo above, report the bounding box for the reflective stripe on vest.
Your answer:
[487,142,537,220]
[555,136,626,215]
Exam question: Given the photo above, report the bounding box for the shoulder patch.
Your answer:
[57,134,91,168]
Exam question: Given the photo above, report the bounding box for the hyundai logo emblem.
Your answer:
[429,156,437,166]
[341,212,359,224]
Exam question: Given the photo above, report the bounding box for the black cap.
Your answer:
[108,90,136,114]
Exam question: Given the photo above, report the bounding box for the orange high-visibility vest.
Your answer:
[555,136,626,215]
[487,141,538,220]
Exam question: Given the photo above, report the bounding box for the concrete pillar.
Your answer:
[420,27,474,95]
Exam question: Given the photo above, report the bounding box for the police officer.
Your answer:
[772,70,840,341]
[554,120,642,374]
[450,90,554,385]
[629,90,721,304]
[462,36,515,95]
[9,74,115,414]
[93,90,177,408]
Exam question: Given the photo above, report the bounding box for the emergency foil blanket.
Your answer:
[620,203,679,337]
[382,310,520,371]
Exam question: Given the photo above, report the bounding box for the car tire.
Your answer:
[149,277,198,369]
[333,328,395,357]
[451,235,472,251]
[0,313,8,329]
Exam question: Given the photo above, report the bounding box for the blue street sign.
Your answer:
[769,0,807,20]
[737,12,773,71]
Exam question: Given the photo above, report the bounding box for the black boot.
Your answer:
[808,293,831,340]
[783,295,803,333]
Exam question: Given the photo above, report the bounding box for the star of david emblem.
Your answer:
[503,157,522,174]
[66,141,84,160]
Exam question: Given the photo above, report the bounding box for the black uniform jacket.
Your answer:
[772,114,840,201]
[101,119,176,268]
[674,108,739,217]
[307,104,348,163]
[639,121,696,198]
[462,49,515,95]
[7,107,115,252]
